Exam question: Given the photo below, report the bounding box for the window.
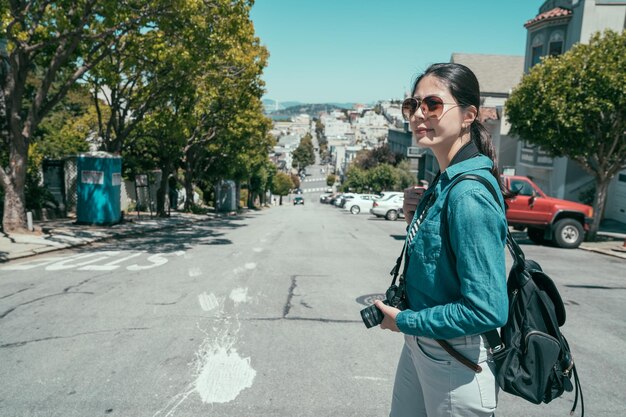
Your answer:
[510,180,535,197]
[531,46,543,66]
[549,41,563,55]
[530,34,544,67]
[548,31,564,56]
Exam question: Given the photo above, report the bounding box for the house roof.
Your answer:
[524,7,572,28]
[479,107,499,123]
[450,53,524,95]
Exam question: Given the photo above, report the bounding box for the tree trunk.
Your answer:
[588,176,611,241]
[1,134,29,233]
[2,180,28,233]
[247,182,254,209]
[156,168,170,217]
[183,168,194,212]
[235,181,241,210]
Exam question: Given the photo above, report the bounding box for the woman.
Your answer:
[374,63,510,417]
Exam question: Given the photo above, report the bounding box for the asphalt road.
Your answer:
[0,193,624,417]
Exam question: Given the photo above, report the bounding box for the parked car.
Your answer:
[502,175,593,248]
[370,193,404,221]
[319,193,332,203]
[343,194,380,214]
[328,193,343,205]
[335,193,356,208]
[293,196,304,205]
[378,191,403,200]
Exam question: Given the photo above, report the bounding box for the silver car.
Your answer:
[370,193,404,221]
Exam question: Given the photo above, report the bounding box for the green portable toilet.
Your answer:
[76,152,122,225]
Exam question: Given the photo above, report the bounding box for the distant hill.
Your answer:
[264,101,356,118]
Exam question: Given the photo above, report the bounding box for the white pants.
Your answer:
[390,334,498,417]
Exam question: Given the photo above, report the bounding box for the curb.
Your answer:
[579,243,626,260]
[0,215,210,263]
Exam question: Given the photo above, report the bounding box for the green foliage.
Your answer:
[506,30,625,168]
[342,166,369,192]
[34,84,96,158]
[292,134,316,170]
[342,162,414,193]
[352,145,401,170]
[368,164,399,192]
[326,174,337,187]
[271,172,294,196]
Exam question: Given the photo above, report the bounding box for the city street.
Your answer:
[1,193,625,417]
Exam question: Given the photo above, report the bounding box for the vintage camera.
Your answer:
[360,281,407,328]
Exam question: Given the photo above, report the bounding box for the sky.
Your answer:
[250,0,546,104]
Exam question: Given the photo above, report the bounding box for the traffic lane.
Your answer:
[0,218,265,417]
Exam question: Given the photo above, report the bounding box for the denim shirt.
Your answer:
[395,154,508,339]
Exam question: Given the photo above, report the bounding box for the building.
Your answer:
[519,0,626,222]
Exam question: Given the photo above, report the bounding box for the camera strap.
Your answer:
[389,191,436,287]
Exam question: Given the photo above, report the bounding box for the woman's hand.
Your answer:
[403,185,426,225]
[374,300,401,332]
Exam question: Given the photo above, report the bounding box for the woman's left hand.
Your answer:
[374,300,401,332]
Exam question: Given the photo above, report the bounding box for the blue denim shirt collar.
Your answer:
[443,154,494,181]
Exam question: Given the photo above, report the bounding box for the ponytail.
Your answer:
[470,119,515,199]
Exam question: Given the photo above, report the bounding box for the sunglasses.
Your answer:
[401,96,458,121]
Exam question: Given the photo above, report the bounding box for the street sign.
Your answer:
[407,147,424,158]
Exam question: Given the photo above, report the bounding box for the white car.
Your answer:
[370,194,404,221]
[343,194,380,214]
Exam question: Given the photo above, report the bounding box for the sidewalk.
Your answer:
[1,213,625,262]
[578,218,626,260]
[0,211,216,263]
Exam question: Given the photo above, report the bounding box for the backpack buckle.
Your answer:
[489,343,506,355]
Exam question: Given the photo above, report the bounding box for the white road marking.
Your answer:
[252,247,263,253]
[78,252,143,271]
[244,263,256,270]
[353,376,387,381]
[46,252,120,271]
[2,250,185,272]
[126,254,169,271]
[0,256,66,271]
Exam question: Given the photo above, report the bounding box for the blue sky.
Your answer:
[250,0,545,104]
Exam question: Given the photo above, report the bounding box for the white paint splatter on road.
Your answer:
[198,292,219,312]
[244,262,256,270]
[194,345,256,404]
[188,267,202,277]
[229,287,250,304]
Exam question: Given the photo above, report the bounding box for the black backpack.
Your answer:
[442,173,584,416]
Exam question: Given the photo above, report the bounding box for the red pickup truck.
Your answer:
[502,175,594,249]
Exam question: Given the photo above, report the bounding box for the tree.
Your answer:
[352,144,400,170]
[292,135,315,171]
[342,166,369,193]
[506,30,626,240]
[368,163,399,192]
[326,174,337,187]
[270,172,293,205]
[1,0,163,232]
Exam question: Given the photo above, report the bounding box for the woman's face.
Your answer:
[409,75,465,150]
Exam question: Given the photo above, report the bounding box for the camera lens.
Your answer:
[360,303,384,328]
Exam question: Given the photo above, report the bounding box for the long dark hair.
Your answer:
[412,63,513,198]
